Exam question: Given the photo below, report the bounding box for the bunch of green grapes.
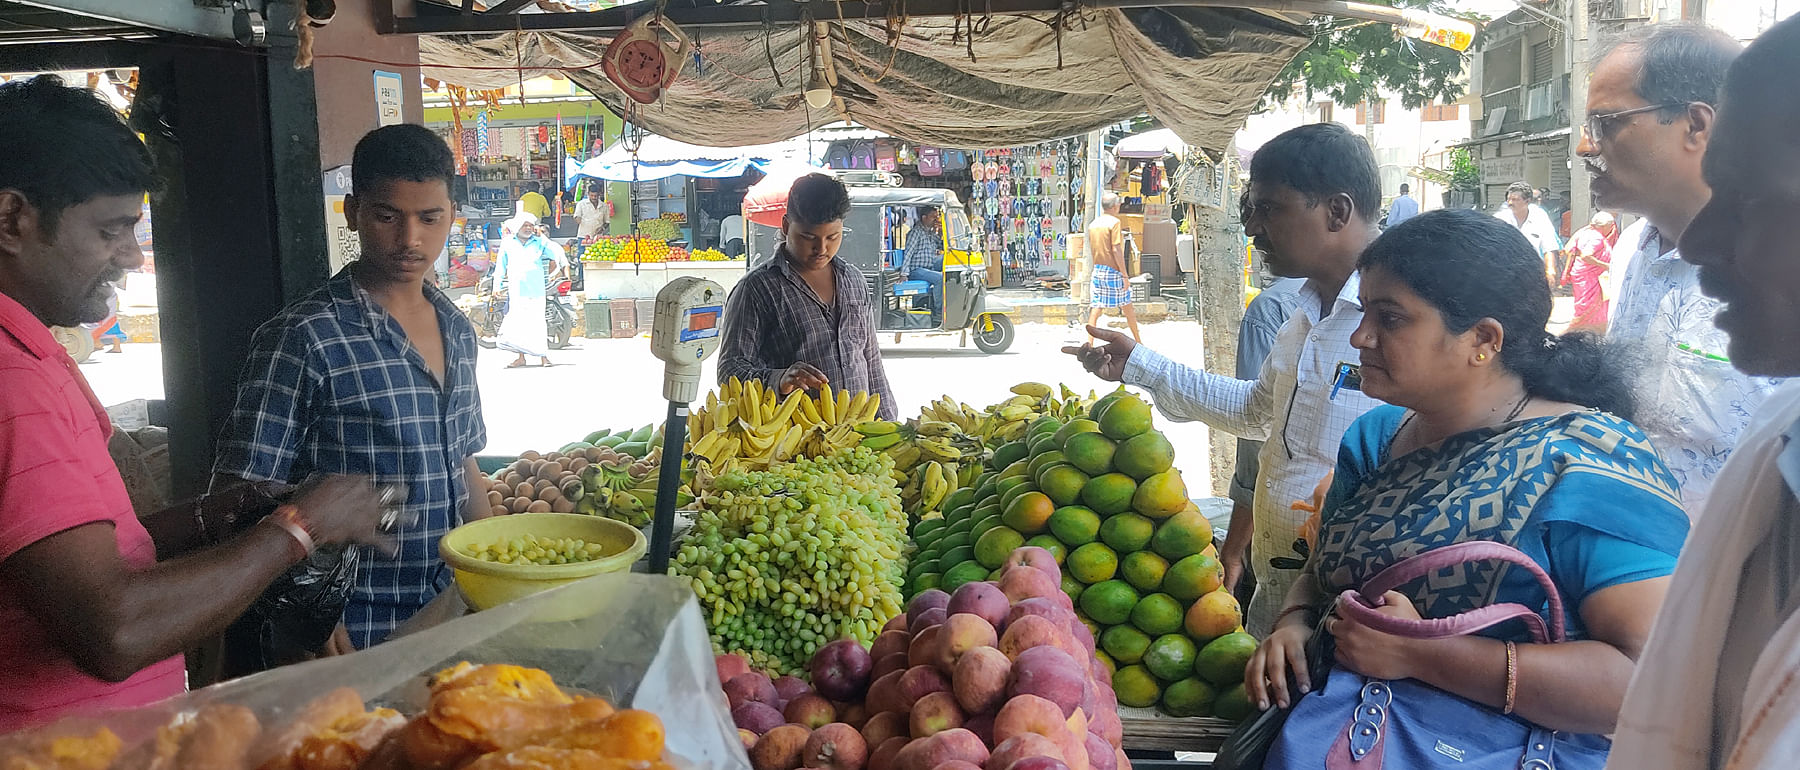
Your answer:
[464,533,608,565]
[672,447,909,674]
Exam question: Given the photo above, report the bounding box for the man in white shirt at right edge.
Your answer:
[1605,15,1800,768]
[1582,21,1776,514]
[1065,123,1386,637]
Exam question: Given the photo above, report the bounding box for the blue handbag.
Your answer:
[1265,542,1612,770]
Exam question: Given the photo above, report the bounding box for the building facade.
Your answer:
[1459,7,1572,214]
[1237,89,1475,219]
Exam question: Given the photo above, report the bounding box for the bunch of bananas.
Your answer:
[981,382,1100,444]
[857,418,986,518]
[848,382,1100,524]
[686,377,883,485]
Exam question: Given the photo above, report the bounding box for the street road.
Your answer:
[77,296,1574,497]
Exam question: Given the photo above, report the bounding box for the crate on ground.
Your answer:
[609,298,638,337]
[584,301,611,338]
[635,298,657,330]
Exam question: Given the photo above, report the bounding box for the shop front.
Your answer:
[569,135,811,303]
[818,126,1090,290]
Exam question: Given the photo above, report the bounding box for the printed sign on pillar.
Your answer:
[374,71,404,127]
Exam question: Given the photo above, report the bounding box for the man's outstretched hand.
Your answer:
[1061,325,1137,382]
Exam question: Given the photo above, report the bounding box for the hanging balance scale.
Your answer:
[602,13,694,105]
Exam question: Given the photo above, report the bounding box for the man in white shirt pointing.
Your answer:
[1065,123,1386,636]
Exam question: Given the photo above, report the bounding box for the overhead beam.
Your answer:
[8,0,238,40]
[387,0,1070,35]
[485,0,535,14]
[386,0,1435,35]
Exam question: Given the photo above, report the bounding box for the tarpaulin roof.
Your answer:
[418,7,1308,153]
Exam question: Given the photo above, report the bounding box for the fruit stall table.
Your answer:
[1117,708,1233,753]
[582,260,748,300]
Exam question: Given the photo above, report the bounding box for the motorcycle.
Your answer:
[471,273,576,351]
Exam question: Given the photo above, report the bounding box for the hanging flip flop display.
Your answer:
[963,138,1088,287]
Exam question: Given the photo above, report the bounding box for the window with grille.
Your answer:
[1531,40,1555,85]
[1423,103,1461,121]
[1317,101,1334,123]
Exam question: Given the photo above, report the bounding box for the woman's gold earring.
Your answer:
[1477,353,1488,362]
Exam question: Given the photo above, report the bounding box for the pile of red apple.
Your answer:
[721,546,1129,770]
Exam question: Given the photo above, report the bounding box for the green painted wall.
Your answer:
[426,98,632,235]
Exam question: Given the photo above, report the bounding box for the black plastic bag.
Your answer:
[1214,610,1335,770]
[222,544,361,677]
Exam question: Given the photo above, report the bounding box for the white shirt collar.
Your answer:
[1630,221,1682,263]
[1297,270,1364,321]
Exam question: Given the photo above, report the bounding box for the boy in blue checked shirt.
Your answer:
[213,125,489,665]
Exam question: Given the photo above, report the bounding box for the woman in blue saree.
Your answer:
[1245,209,1690,740]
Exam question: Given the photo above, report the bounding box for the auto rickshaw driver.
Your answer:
[902,206,945,326]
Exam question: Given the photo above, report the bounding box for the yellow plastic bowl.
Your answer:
[440,513,648,610]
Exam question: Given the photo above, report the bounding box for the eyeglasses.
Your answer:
[1584,102,1687,144]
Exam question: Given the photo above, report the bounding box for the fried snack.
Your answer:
[399,663,676,770]
[401,664,578,770]
[530,710,665,763]
[253,687,405,770]
[173,705,263,770]
[255,688,368,770]
[0,727,121,770]
[289,707,404,770]
[345,731,409,770]
[461,746,673,770]
[395,713,476,770]
[111,704,263,770]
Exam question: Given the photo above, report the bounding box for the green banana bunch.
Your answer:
[855,421,900,436]
[860,432,906,450]
[917,437,962,463]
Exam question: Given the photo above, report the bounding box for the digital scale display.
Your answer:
[679,305,724,342]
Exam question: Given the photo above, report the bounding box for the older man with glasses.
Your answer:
[1577,21,1776,516]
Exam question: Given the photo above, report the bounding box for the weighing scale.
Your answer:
[646,277,726,573]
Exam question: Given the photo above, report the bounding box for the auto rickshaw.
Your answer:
[745,178,1017,354]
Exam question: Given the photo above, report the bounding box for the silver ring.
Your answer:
[378,508,401,533]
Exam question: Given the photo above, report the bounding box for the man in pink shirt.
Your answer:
[0,75,391,732]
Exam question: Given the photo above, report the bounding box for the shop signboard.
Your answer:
[1480,154,1526,185]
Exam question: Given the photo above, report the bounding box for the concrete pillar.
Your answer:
[310,0,425,169]
[1570,0,1593,227]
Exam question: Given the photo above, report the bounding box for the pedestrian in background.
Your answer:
[1385,182,1419,227]
[1085,192,1141,342]
[575,184,608,240]
[494,211,566,369]
[1565,210,1619,332]
[516,180,550,221]
[1496,180,1562,284]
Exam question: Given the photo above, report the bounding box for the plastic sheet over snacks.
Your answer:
[0,573,751,770]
